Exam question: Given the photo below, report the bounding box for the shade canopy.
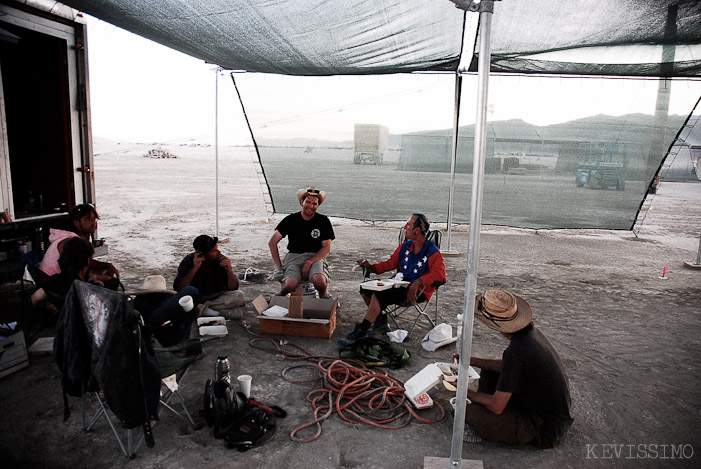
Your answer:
[62,0,701,77]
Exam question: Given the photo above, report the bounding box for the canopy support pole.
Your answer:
[684,234,701,269]
[444,71,463,256]
[450,1,494,467]
[215,68,220,237]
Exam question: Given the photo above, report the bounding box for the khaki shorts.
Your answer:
[282,252,329,283]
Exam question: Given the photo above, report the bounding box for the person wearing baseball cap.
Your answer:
[463,288,573,448]
[173,234,243,307]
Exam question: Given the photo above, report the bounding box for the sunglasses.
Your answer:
[75,203,95,213]
[306,188,320,194]
[72,204,99,221]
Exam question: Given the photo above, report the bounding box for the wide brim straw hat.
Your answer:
[297,186,326,205]
[126,274,176,295]
[474,288,533,333]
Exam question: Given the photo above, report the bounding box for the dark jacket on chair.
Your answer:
[55,281,161,429]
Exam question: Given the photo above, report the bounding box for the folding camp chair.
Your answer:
[147,337,209,428]
[364,229,445,338]
[55,281,161,459]
[82,287,209,458]
[126,289,218,450]
[81,337,204,457]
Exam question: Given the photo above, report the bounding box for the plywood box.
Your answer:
[0,330,29,379]
[255,295,337,338]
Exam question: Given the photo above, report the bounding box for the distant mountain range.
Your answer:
[256,113,693,148]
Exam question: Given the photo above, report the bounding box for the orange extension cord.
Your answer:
[240,323,445,443]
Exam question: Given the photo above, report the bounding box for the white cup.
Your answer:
[237,374,252,398]
[449,396,472,410]
[178,295,194,312]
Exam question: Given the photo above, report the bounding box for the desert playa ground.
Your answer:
[1,142,700,468]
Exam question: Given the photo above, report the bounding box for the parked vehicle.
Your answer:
[575,144,626,191]
[354,124,388,165]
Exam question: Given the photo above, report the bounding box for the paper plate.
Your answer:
[262,304,289,317]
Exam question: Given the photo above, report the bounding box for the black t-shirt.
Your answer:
[497,324,574,441]
[275,212,335,253]
[173,253,229,296]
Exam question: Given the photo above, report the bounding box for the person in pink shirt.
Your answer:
[38,204,119,287]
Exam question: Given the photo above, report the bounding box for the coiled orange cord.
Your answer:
[241,325,445,443]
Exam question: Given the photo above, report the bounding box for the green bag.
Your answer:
[340,336,411,369]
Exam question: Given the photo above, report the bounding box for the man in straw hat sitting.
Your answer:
[268,186,335,298]
[463,288,573,448]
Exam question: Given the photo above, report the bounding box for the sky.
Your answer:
[86,16,701,146]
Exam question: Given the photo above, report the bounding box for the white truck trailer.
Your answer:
[0,0,96,281]
[354,124,388,165]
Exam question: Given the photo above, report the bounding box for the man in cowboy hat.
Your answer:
[174,235,245,316]
[463,288,573,448]
[268,186,335,298]
[339,213,446,346]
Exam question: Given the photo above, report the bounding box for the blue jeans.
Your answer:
[133,286,199,346]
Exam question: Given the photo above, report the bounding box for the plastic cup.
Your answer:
[178,295,194,312]
[237,374,252,398]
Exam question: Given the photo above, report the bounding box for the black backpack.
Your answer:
[203,378,286,452]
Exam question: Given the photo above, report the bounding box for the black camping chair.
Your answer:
[362,229,445,339]
[20,262,68,343]
[128,291,217,446]
[144,336,212,429]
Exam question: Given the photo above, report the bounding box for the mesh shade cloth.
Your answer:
[62,0,701,77]
[235,73,701,230]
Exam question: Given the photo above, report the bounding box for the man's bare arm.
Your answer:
[467,389,512,415]
[268,231,284,269]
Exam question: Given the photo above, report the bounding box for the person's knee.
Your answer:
[229,289,245,306]
[180,286,198,297]
[311,274,327,289]
[281,278,299,292]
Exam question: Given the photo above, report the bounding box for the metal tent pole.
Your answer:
[444,72,463,256]
[684,234,701,269]
[215,68,220,237]
[450,1,494,467]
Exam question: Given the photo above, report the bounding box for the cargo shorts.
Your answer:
[282,252,329,283]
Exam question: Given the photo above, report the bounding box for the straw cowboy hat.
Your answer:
[126,275,176,295]
[474,288,533,333]
[297,186,326,205]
